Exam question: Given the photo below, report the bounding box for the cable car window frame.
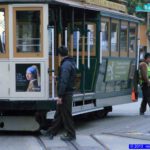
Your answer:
[13,7,43,58]
[110,19,119,57]
[101,17,110,57]
[71,22,96,56]
[120,21,128,57]
[129,23,137,58]
[85,22,96,56]
[0,5,9,58]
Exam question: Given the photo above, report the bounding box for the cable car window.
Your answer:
[85,23,96,56]
[129,23,136,57]
[73,22,96,56]
[120,22,128,57]
[13,8,43,57]
[0,6,8,58]
[73,23,82,52]
[73,30,81,50]
[111,20,119,56]
[101,18,110,56]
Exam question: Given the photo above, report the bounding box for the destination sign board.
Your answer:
[136,4,150,12]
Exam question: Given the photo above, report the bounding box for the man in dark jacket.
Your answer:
[47,46,76,141]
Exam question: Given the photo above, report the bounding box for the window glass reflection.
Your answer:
[120,23,128,51]
[111,22,118,52]
[101,22,109,51]
[16,11,41,53]
[129,25,136,52]
[86,24,96,52]
[0,8,6,53]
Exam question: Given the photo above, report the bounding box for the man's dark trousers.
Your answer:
[48,93,75,137]
[140,84,150,113]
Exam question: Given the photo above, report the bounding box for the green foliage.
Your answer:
[136,12,146,20]
[125,0,147,15]
[126,0,136,14]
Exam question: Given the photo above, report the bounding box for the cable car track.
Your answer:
[36,134,108,150]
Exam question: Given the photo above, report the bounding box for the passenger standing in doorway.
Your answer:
[47,46,76,141]
[139,53,150,115]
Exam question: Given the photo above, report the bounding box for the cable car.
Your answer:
[0,0,140,131]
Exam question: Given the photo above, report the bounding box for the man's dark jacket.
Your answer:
[58,56,76,97]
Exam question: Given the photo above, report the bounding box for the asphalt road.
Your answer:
[76,98,150,136]
[0,98,150,150]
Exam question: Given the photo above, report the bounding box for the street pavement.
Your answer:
[39,133,150,150]
[0,98,149,150]
[39,98,150,150]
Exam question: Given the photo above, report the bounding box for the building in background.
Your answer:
[135,1,150,59]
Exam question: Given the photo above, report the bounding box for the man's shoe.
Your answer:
[140,112,144,115]
[60,134,76,141]
[49,133,54,140]
[41,130,54,140]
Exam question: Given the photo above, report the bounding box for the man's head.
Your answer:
[144,53,150,63]
[57,46,68,57]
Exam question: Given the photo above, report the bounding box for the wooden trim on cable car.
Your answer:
[13,7,43,58]
[129,23,136,58]
[111,19,119,57]
[101,17,110,57]
[120,21,128,57]
[0,5,9,58]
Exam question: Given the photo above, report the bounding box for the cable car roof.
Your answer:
[0,0,142,23]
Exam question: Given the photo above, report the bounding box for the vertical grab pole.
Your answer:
[87,31,91,68]
[58,7,62,66]
[65,27,67,47]
[76,29,80,69]
[137,23,140,70]
[70,8,74,57]
[51,27,55,99]
[100,31,102,64]
[70,33,73,56]
[137,38,140,70]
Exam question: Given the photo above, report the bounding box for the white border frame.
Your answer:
[10,61,46,100]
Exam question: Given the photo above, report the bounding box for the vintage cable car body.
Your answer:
[0,0,140,131]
